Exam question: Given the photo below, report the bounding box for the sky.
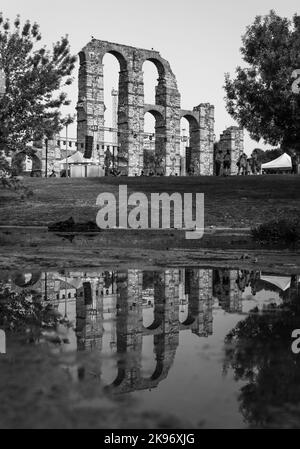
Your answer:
[2,0,300,154]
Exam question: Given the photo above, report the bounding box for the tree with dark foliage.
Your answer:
[224,11,300,154]
[224,284,300,428]
[0,13,76,178]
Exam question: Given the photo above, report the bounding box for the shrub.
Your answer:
[251,216,300,245]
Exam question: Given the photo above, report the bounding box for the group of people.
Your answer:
[215,149,261,176]
[237,150,260,175]
[215,150,232,176]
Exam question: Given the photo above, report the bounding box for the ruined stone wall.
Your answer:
[193,104,215,176]
[77,39,215,176]
[181,104,214,176]
[218,126,244,175]
[198,269,213,335]
[77,40,181,176]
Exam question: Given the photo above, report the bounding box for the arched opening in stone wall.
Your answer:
[140,334,167,387]
[143,109,165,175]
[143,112,155,175]
[102,53,120,146]
[179,299,189,324]
[181,114,200,176]
[142,271,155,327]
[142,307,155,329]
[101,358,119,387]
[145,58,166,105]
[111,364,126,388]
[80,48,128,172]
[180,117,190,176]
[108,51,130,175]
[100,51,129,173]
[142,296,155,328]
[145,296,165,331]
[11,150,42,177]
[144,306,164,331]
[180,306,196,327]
[142,60,160,105]
[180,269,198,326]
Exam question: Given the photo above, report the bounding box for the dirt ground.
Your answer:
[0,228,299,274]
[1,175,299,273]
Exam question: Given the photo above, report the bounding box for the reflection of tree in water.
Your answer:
[0,282,62,341]
[223,282,300,428]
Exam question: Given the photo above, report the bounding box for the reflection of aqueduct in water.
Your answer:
[77,40,215,176]
[9,268,243,394]
[75,269,215,394]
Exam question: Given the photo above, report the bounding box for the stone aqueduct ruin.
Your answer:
[9,39,244,177]
[77,39,215,176]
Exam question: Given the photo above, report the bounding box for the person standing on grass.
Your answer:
[223,150,231,176]
[238,153,247,175]
[237,153,246,175]
[246,158,252,175]
[236,156,241,175]
[251,149,259,174]
[291,151,299,174]
[215,150,223,176]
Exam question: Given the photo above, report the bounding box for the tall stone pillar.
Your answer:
[195,104,215,175]
[76,279,104,351]
[186,268,213,336]
[120,55,145,176]
[198,269,213,335]
[164,269,180,333]
[156,73,181,175]
[218,126,244,175]
[113,269,144,393]
[77,50,105,165]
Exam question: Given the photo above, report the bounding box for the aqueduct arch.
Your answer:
[11,148,42,176]
[143,108,166,175]
[77,39,215,176]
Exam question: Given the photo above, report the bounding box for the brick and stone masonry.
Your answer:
[218,126,244,175]
[77,39,215,176]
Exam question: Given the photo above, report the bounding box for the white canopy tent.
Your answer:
[59,151,100,165]
[59,151,104,177]
[260,275,291,291]
[261,153,292,171]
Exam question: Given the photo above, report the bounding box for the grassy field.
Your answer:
[0,175,299,227]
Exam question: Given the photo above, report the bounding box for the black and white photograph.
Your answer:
[0,0,300,433]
